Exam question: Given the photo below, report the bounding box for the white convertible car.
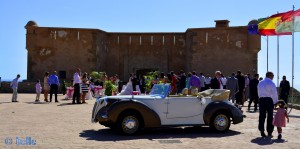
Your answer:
[91,84,243,135]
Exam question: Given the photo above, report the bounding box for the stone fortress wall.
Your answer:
[24,20,260,83]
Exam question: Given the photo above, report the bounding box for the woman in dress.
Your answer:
[81,72,89,104]
[43,72,50,102]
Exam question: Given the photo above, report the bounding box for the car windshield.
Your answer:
[149,84,170,98]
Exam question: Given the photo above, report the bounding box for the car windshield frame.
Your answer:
[149,83,170,98]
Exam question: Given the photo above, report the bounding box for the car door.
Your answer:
[166,97,204,119]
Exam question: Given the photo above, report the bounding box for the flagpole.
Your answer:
[277,12,280,92]
[267,36,269,71]
[277,35,280,91]
[292,5,295,104]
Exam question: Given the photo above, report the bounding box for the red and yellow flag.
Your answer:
[258,11,293,36]
[276,9,300,33]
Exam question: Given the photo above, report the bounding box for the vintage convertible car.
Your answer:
[91,84,243,135]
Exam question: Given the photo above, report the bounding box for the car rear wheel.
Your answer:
[210,113,230,132]
[117,112,140,135]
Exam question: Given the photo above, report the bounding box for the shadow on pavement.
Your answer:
[251,137,274,145]
[57,103,78,106]
[288,115,300,119]
[57,102,91,106]
[79,126,241,141]
[246,110,258,113]
[0,101,14,104]
[24,102,50,104]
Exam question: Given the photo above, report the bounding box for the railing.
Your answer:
[288,95,300,105]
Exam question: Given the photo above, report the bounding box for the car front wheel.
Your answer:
[210,113,230,132]
[117,112,140,135]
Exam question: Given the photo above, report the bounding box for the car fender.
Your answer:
[203,101,237,125]
[107,99,161,127]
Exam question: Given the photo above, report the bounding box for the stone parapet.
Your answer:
[1,82,37,93]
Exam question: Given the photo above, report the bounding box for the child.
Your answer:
[35,80,42,102]
[273,100,290,140]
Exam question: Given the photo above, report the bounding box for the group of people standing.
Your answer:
[9,69,292,140]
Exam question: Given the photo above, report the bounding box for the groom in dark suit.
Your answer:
[210,71,222,89]
[280,75,290,105]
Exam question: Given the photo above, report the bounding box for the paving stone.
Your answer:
[1,93,300,148]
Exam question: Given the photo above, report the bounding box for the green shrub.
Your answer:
[104,80,117,96]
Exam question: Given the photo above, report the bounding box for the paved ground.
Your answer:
[1,93,300,149]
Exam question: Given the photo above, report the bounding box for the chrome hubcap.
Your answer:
[125,119,136,129]
[122,116,139,134]
[215,114,228,130]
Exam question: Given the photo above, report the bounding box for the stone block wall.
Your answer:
[25,20,261,82]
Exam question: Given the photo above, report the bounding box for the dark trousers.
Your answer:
[248,96,258,110]
[205,84,210,90]
[258,97,274,134]
[73,83,80,103]
[235,89,244,105]
[50,84,58,102]
[280,94,288,105]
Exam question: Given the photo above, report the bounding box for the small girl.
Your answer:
[273,100,290,140]
[35,80,42,102]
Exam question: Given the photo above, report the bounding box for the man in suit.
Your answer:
[248,74,259,111]
[235,70,245,106]
[178,70,187,93]
[280,75,290,105]
[210,71,223,89]
[226,72,239,103]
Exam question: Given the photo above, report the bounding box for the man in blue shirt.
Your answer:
[48,71,60,102]
[10,74,20,102]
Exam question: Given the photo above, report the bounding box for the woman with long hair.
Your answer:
[81,72,89,104]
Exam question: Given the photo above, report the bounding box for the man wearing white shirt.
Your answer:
[10,74,20,102]
[204,74,211,90]
[73,68,82,104]
[257,71,278,137]
[199,73,206,91]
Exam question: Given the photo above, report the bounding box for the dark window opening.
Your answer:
[59,71,66,80]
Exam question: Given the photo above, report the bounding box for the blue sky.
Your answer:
[0,0,300,90]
